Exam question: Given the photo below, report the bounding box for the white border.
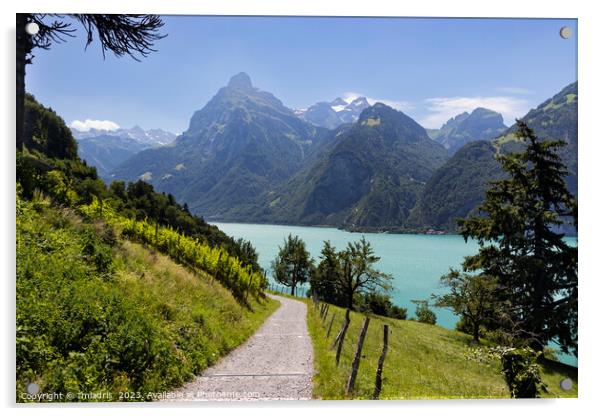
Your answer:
[2,1,600,416]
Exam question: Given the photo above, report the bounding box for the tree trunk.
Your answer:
[16,14,28,151]
[290,284,295,296]
[472,322,480,344]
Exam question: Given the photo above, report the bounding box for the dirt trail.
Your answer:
[165,294,313,401]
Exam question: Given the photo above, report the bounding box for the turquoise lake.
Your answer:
[212,222,577,366]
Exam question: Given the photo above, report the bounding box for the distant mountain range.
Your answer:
[233,103,449,227]
[104,73,576,233]
[72,125,176,146]
[295,96,371,129]
[72,126,176,181]
[111,72,325,215]
[427,107,507,154]
[410,82,577,232]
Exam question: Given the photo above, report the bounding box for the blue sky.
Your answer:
[27,16,577,134]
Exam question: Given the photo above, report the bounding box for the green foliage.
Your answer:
[16,194,277,402]
[306,300,574,399]
[310,240,344,305]
[79,198,266,303]
[499,348,547,398]
[24,94,78,159]
[413,82,577,232]
[357,291,407,320]
[412,300,437,325]
[19,94,263,274]
[458,121,578,355]
[433,271,499,342]
[310,238,392,311]
[271,234,314,295]
[17,145,262,275]
[15,94,280,400]
[311,239,404,319]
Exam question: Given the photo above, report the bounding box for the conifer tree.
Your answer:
[458,121,577,354]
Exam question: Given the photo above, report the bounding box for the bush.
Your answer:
[413,300,437,325]
[500,347,547,398]
[357,292,407,320]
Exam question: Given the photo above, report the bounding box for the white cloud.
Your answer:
[419,96,531,129]
[70,119,120,132]
[342,91,414,112]
[496,86,533,95]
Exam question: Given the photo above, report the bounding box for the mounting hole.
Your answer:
[559,378,573,391]
[559,26,572,39]
[25,22,39,35]
[26,382,40,395]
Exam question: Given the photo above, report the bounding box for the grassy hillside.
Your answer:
[17,193,278,402]
[305,301,577,399]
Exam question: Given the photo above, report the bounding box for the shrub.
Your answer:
[357,291,407,320]
[500,347,547,398]
[412,300,437,325]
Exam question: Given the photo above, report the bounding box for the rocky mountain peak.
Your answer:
[227,72,253,90]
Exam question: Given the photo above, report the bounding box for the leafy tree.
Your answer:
[412,300,437,325]
[433,272,499,343]
[337,237,392,311]
[271,234,314,296]
[310,241,343,304]
[17,14,165,149]
[458,121,577,354]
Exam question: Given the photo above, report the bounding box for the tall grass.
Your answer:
[16,194,278,402]
[305,301,577,399]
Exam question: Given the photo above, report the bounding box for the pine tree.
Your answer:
[458,121,577,354]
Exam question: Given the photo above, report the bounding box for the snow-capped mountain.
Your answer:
[70,126,176,181]
[71,126,176,147]
[295,96,370,129]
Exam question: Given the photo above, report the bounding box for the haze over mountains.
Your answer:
[100,73,576,233]
[72,125,176,146]
[73,126,176,180]
[427,107,507,154]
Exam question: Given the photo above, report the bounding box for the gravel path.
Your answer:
[164,294,313,401]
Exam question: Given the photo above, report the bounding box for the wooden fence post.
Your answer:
[334,310,351,366]
[322,304,330,322]
[327,313,336,338]
[346,316,370,395]
[372,324,389,400]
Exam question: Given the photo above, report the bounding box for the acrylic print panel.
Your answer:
[17,14,577,402]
